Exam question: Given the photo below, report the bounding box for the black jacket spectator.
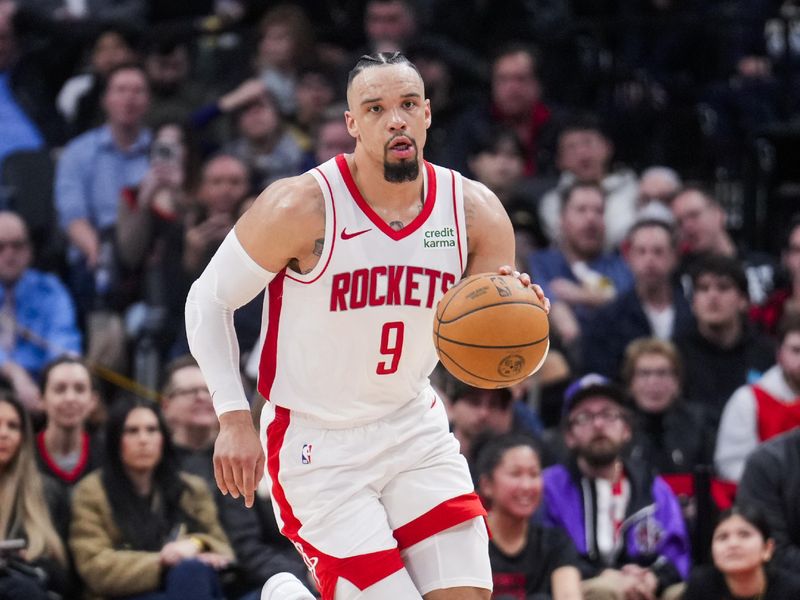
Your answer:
[675,322,774,429]
[582,286,694,379]
[628,402,712,478]
[737,429,800,571]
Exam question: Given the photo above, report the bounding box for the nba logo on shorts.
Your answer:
[301,444,313,464]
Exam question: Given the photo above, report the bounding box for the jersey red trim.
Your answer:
[450,169,464,274]
[392,492,487,550]
[266,407,404,599]
[36,430,90,484]
[286,168,338,284]
[257,269,287,400]
[335,154,437,241]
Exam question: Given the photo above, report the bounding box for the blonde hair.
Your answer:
[621,337,683,386]
[0,395,66,565]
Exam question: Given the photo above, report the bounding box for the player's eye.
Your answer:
[402,100,415,109]
[369,105,382,113]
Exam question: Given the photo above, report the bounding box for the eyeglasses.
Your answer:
[0,239,28,253]
[166,385,209,399]
[569,409,625,428]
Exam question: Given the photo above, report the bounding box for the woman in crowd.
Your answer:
[684,505,800,599]
[70,397,234,600]
[477,433,583,600]
[623,338,711,479]
[0,391,71,599]
[35,356,103,495]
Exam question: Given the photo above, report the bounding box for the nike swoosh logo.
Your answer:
[341,228,372,240]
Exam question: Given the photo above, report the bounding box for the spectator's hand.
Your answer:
[621,565,658,600]
[160,539,200,566]
[219,78,268,113]
[184,214,235,272]
[549,278,582,303]
[68,219,100,269]
[215,410,265,508]
[497,265,550,313]
[139,163,184,207]
[196,552,232,570]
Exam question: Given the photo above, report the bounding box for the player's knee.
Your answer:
[401,517,492,597]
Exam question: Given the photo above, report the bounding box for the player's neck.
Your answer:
[349,151,424,209]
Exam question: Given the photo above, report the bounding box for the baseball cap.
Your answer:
[562,373,628,420]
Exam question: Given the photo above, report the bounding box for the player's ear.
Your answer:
[424,98,431,129]
[344,110,359,139]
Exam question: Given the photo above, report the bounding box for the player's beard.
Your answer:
[383,137,419,183]
[578,436,623,468]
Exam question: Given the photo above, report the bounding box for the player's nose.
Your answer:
[387,108,407,130]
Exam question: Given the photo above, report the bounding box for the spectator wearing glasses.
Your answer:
[160,355,219,492]
[635,166,681,223]
[543,374,690,600]
[0,211,81,414]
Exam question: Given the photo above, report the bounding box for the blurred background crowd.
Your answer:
[1,0,800,598]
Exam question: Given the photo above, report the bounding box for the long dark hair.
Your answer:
[101,397,194,551]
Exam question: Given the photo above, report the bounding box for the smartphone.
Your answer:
[151,141,180,164]
[0,539,26,553]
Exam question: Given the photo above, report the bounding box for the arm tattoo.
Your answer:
[313,238,324,256]
[463,197,477,248]
[389,220,405,231]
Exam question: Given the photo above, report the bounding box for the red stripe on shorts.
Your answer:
[393,492,487,550]
[266,406,404,599]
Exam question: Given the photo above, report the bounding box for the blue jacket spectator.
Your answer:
[0,212,80,414]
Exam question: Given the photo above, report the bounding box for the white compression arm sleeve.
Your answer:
[185,229,276,416]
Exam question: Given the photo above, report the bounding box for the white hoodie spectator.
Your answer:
[715,316,800,482]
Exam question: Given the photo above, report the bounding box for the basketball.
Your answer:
[433,274,549,388]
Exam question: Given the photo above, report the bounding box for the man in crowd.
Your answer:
[715,312,800,482]
[0,211,81,412]
[582,219,693,378]
[543,374,689,600]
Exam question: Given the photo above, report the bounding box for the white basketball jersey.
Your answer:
[257,154,468,424]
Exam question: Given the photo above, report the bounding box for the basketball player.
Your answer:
[186,52,550,600]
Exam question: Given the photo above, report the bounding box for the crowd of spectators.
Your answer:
[2,0,800,598]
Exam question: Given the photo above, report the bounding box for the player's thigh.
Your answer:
[401,517,492,597]
[381,396,475,531]
[261,405,406,599]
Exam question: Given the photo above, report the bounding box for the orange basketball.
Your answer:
[433,273,549,388]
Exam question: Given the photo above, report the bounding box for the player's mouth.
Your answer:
[387,136,415,159]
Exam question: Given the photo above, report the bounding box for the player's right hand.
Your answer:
[215,410,265,508]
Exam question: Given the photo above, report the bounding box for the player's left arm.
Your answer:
[462,178,550,312]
